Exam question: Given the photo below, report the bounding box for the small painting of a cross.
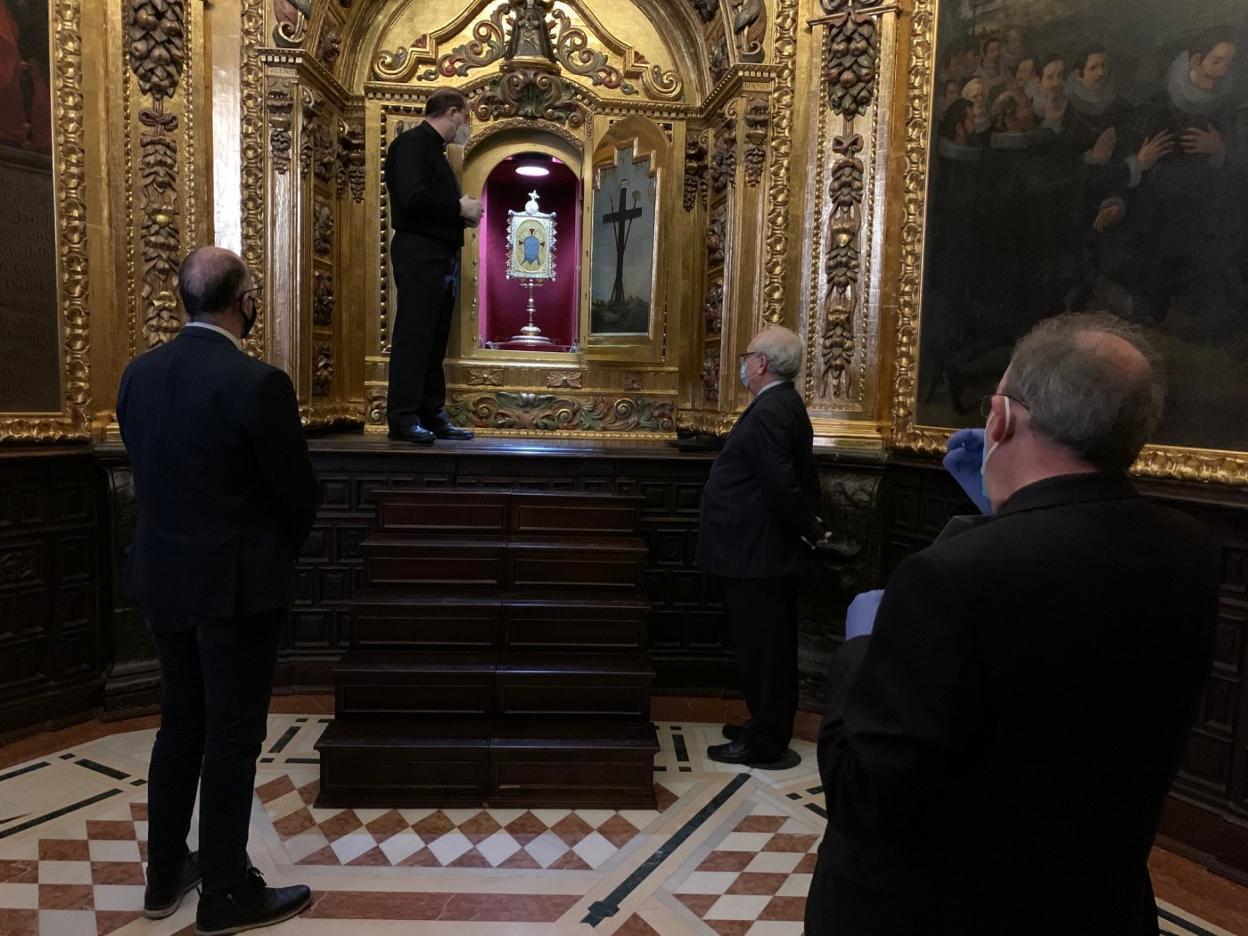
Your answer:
[602,179,644,308]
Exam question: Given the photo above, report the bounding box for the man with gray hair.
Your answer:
[806,313,1219,934]
[697,325,828,765]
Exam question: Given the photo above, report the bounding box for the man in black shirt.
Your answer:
[383,88,482,443]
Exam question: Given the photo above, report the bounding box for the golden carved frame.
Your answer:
[886,0,1248,486]
[0,0,90,443]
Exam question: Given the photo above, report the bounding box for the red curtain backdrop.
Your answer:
[478,157,581,348]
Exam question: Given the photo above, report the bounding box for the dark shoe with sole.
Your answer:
[195,866,312,936]
[707,739,786,766]
[388,423,435,444]
[721,723,744,741]
[144,850,202,919]
[423,412,475,440]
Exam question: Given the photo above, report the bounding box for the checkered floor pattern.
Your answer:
[258,773,681,870]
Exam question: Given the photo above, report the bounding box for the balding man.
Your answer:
[806,313,1219,935]
[697,326,826,766]
[117,247,317,934]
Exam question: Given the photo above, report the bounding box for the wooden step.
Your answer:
[315,719,491,808]
[346,589,649,652]
[497,653,654,719]
[333,652,498,718]
[371,489,644,537]
[490,720,659,809]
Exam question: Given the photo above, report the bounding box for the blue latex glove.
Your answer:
[845,589,885,640]
[943,427,993,516]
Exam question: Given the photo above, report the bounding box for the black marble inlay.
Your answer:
[75,759,129,781]
[268,727,300,754]
[672,733,689,763]
[0,762,49,784]
[787,792,801,800]
[0,789,122,839]
[260,757,274,764]
[582,773,750,926]
[285,757,319,765]
[679,766,691,773]
[131,779,146,787]
[806,803,827,819]
[59,753,76,760]
[807,785,823,795]
[1156,905,1222,936]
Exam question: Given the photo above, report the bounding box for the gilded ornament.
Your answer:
[545,370,583,389]
[689,0,718,24]
[710,115,737,193]
[760,0,798,324]
[743,97,769,186]
[312,343,334,396]
[317,25,341,68]
[273,0,308,47]
[313,271,334,327]
[624,373,643,392]
[313,197,334,256]
[336,117,365,203]
[299,88,321,179]
[267,81,293,175]
[707,208,726,266]
[551,9,620,88]
[701,348,721,404]
[729,0,765,63]
[709,34,730,85]
[240,0,266,355]
[826,13,877,119]
[683,135,708,212]
[474,63,585,127]
[467,367,505,387]
[447,393,675,433]
[438,5,509,76]
[704,278,724,334]
[124,0,186,102]
[367,387,388,425]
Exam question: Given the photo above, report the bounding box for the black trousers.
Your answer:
[722,574,800,756]
[145,609,285,895]
[388,231,458,429]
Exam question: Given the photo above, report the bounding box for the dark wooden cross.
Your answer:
[602,180,643,307]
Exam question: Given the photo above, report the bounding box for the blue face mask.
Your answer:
[739,358,751,389]
[980,396,1011,500]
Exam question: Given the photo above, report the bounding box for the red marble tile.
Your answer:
[550,813,594,847]
[97,909,143,935]
[675,893,717,918]
[596,814,640,848]
[794,853,818,874]
[654,784,678,812]
[91,861,146,885]
[758,895,807,921]
[547,850,591,871]
[0,859,37,883]
[726,872,789,896]
[411,810,455,839]
[364,809,408,841]
[397,847,441,868]
[0,908,38,936]
[734,815,786,834]
[503,811,546,845]
[762,833,818,853]
[38,839,90,861]
[346,847,391,867]
[86,821,136,841]
[498,849,541,870]
[696,850,754,872]
[457,811,502,844]
[613,913,662,936]
[255,775,296,804]
[297,780,320,805]
[128,802,148,822]
[272,807,316,839]
[317,809,363,841]
[706,921,752,936]
[39,883,94,910]
[448,848,492,869]
[296,846,340,866]
[137,841,148,863]
[441,892,579,922]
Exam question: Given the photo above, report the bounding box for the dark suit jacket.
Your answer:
[695,382,822,579]
[116,327,320,619]
[384,120,466,253]
[807,473,1219,936]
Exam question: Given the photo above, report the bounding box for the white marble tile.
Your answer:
[36,909,97,936]
[476,831,521,867]
[531,808,571,827]
[35,861,91,885]
[426,830,472,866]
[378,831,425,865]
[744,852,802,874]
[704,894,771,921]
[717,832,774,853]
[0,882,38,909]
[776,873,812,897]
[571,832,615,869]
[523,831,568,868]
[329,832,377,865]
[672,871,738,895]
[92,883,145,911]
[87,841,140,863]
[746,922,805,935]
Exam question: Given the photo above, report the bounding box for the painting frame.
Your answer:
[505,200,558,283]
[888,0,1248,486]
[0,0,90,444]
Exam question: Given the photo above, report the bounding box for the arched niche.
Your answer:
[461,129,584,353]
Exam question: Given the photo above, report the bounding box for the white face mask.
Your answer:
[739,357,751,389]
[452,119,470,146]
[980,396,1011,499]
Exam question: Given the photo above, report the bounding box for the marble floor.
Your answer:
[0,713,1242,936]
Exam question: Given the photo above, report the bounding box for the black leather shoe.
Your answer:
[721,723,744,741]
[429,421,475,440]
[144,851,201,919]
[196,866,312,936]
[707,739,785,766]
[388,423,435,444]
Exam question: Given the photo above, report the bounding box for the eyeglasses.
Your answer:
[737,351,760,361]
[978,393,1029,418]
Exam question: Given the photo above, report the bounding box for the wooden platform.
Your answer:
[316,487,660,808]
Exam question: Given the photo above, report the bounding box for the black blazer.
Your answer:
[807,473,1219,936]
[695,382,822,579]
[384,120,466,253]
[117,327,320,619]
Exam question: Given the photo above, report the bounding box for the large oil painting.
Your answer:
[916,0,1248,452]
[590,145,658,336]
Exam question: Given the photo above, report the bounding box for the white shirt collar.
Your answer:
[755,379,785,397]
[184,321,242,351]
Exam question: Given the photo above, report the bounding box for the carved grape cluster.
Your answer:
[124,0,186,102]
[826,15,877,119]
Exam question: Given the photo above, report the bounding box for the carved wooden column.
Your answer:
[795,0,899,448]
